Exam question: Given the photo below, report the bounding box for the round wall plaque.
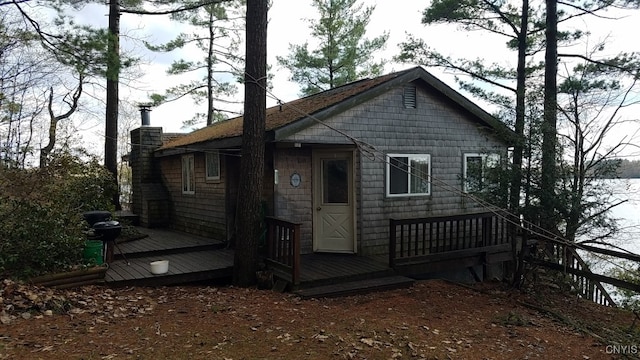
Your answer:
[290,172,301,187]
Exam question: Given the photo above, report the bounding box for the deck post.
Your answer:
[481,215,492,246]
[268,221,275,261]
[292,223,300,286]
[389,218,397,268]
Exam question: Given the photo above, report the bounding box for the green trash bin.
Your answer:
[83,240,104,265]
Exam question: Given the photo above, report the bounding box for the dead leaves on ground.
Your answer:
[0,280,632,359]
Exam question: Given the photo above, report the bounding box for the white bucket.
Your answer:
[149,260,169,275]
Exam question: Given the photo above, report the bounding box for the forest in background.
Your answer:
[610,159,640,178]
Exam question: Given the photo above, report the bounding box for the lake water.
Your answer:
[601,178,640,253]
[578,178,640,302]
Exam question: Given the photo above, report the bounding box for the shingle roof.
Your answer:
[158,70,402,151]
[157,66,512,152]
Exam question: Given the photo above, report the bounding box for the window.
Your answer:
[463,153,500,193]
[206,151,220,181]
[182,154,195,194]
[386,154,431,197]
[403,85,417,109]
[323,159,349,204]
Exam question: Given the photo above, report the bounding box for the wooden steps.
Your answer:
[293,275,415,299]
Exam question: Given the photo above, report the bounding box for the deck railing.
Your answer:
[389,213,509,267]
[389,211,510,268]
[528,240,617,307]
[265,216,301,286]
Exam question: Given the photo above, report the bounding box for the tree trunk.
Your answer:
[510,0,529,287]
[105,0,121,209]
[41,76,83,168]
[540,0,558,230]
[207,7,215,126]
[233,0,267,287]
[40,87,59,168]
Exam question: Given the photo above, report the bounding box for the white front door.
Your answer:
[312,150,356,253]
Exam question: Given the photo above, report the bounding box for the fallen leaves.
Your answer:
[0,280,635,359]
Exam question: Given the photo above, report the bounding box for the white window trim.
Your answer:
[463,153,500,193]
[386,153,431,197]
[205,151,220,181]
[182,154,195,195]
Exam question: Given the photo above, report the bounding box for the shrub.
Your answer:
[608,261,640,311]
[0,151,116,279]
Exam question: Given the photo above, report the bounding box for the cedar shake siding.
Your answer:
[282,83,506,256]
[157,148,276,242]
[273,147,314,253]
[139,67,514,255]
[159,152,227,239]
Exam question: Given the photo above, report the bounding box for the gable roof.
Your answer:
[156,66,513,155]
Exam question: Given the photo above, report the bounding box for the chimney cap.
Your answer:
[138,103,152,111]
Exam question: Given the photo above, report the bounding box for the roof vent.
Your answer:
[403,85,416,109]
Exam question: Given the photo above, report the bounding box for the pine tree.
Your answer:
[145,0,245,127]
[277,0,388,96]
[233,0,267,287]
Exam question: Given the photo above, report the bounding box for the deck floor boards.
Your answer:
[105,228,398,292]
[116,228,224,256]
[105,227,233,287]
[105,249,234,286]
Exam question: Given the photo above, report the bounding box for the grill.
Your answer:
[83,211,125,264]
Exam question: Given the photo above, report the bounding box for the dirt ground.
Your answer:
[1,278,638,360]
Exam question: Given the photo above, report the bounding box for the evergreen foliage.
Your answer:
[277,0,389,96]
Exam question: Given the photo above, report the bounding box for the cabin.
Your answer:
[129,66,515,287]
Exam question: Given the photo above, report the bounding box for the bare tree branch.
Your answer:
[558,1,623,19]
[559,52,640,75]
[120,0,235,15]
[40,73,84,167]
[0,0,29,6]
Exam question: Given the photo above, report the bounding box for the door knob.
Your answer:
[316,207,321,211]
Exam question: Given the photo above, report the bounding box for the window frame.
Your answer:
[205,150,220,181]
[386,153,431,197]
[463,153,500,193]
[182,154,195,195]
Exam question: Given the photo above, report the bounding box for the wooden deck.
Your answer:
[105,228,232,287]
[104,227,401,292]
[116,227,225,256]
[105,249,234,287]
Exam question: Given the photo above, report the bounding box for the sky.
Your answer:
[116,0,531,131]
[119,0,430,132]
[69,0,640,158]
